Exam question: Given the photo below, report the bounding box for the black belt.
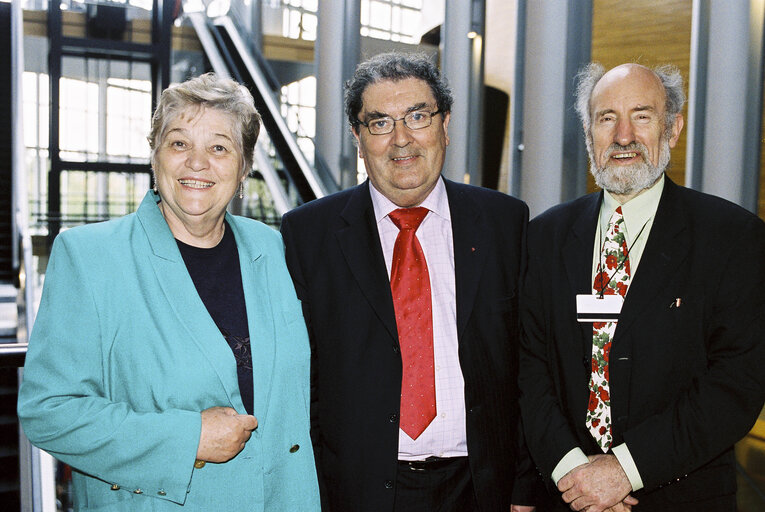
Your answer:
[398,456,466,472]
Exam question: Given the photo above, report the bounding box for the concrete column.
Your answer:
[441,0,484,185]
[511,0,591,217]
[315,0,360,189]
[686,0,763,212]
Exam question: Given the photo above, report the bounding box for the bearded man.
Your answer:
[518,62,765,512]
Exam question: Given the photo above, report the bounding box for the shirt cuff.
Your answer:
[612,443,644,491]
[551,447,590,484]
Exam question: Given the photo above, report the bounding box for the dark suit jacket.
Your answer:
[281,178,536,511]
[519,177,765,509]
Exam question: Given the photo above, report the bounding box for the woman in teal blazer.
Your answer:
[17,74,320,511]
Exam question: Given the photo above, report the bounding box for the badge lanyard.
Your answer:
[594,216,649,298]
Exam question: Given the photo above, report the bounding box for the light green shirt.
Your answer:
[592,174,665,278]
[552,175,665,491]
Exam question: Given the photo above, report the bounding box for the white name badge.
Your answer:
[576,294,624,322]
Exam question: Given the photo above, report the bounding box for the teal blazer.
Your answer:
[18,191,320,511]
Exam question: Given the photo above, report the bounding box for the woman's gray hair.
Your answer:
[574,62,685,138]
[344,52,453,129]
[148,73,261,176]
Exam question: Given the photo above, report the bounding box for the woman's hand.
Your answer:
[196,406,258,463]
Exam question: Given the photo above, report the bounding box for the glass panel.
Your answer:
[391,6,401,33]
[281,8,290,37]
[360,0,423,43]
[298,106,315,138]
[106,78,152,161]
[300,76,316,107]
[59,78,99,159]
[400,8,420,40]
[369,1,391,30]
[360,0,370,25]
[369,28,391,40]
[38,74,50,148]
[297,137,315,166]
[286,105,300,132]
[59,171,149,227]
[23,72,39,148]
[301,12,317,41]
[26,148,48,232]
[288,9,301,39]
[59,57,152,164]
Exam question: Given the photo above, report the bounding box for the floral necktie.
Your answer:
[587,206,631,451]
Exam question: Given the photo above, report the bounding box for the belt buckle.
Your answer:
[404,456,441,472]
[406,460,427,472]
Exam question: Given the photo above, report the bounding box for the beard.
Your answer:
[587,137,671,196]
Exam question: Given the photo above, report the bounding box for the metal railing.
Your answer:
[11,0,35,341]
[185,0,339,214]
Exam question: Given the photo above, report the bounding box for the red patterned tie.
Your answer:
[389,207,436,440]
[587,206,631,451]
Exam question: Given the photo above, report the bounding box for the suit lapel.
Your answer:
[563,193,602,359]
[228,216,275,421]
[336,183,399,342]
[446,181,487,340]
[137,192,241,410]
[615,179,689,339]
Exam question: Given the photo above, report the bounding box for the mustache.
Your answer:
[604,142,648,159]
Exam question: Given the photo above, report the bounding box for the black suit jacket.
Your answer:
[281,178,536,511]
[519,177,765,509]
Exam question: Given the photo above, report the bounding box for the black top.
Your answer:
[176,221,253,415]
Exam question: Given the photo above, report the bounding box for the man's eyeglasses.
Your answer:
[357,110,442,135]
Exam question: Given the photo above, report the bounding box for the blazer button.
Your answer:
[133,489,143,494]
[384,480,394,489]
[157,489,167,496]
[110,484,120,491]
[194,460,206,469]
[389,413,398,423]
[289,444,300,453]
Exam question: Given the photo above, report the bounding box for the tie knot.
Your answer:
[607,206,625,227]
[389,207,429,231]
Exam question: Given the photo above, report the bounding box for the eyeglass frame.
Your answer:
[354,109,443,135]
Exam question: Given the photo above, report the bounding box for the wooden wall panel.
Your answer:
[589,0,692,192]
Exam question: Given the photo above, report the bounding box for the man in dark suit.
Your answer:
[519,62,765,512]
[281,52,536,511]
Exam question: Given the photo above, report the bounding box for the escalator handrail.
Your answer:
[0,342,27,367]
[214,16,331,200]
[186,10,292,216]
[11,0,36,337]
[186,11,232,79]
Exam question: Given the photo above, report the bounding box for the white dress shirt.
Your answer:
[369,178,468,460]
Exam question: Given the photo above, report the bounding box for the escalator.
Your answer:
[0,1,14,285]
[186,10,338,215]
[0,1,30,508]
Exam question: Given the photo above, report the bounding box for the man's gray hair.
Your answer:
[344,52,453,129]
[574,62,685,138]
